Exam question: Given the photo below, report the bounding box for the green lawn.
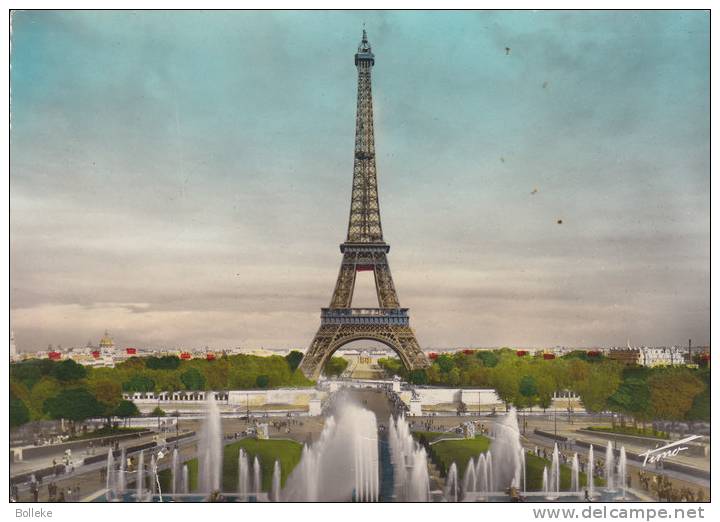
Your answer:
[156,438,303,494]
[222,438,303,492]
[424,435,491,477]
[157,468,172,492]
[525,453,605,491]
[412,430,464,444]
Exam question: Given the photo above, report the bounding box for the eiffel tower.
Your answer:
[299,31,430,379]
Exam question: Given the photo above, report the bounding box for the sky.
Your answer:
[10,10,709,352]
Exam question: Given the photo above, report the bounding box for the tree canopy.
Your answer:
[51,359,87,382]
[10,352,314,428]
[43,388,105,423]
[647,368,704,421]
[181,368,207,390]
[10,349,709,428]
[323,357,349,377]
[114,400,140,418]
[10,393,30,428]
[378,349,708,421]
[151,406,167,417]
[285,351,304,372]
[145,355,181,370]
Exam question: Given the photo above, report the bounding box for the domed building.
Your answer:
[99,330,114,350]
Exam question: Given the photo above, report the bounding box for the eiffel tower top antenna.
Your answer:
[348,27,381,244]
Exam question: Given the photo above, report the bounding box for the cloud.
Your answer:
[10,11,709,351]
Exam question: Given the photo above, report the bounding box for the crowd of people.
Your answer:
[10,476,83,502]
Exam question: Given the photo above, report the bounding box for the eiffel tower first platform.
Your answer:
[299,31,430,379]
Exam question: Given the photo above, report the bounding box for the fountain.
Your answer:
[455,409,524,500]
[587,444,595,499]
[238,449,250,498]
[171,448,179,494]
[387,415,430,501]
[95,388,640,503]
[407,447,431,502]
[136,450,145,502]
[617,446,628,500]
[118,447,126,494]
[252,456,262,495]
[283,399,379,501]
[271,461,281,501]
[444,462,458,502]
[543,444,559,500]
[198,394,223,493]
[105,449,116,500]
[475,454,488,495]
[293,444,319,501]
[150,455,157,496]
[605,441,615,492]
[489,408,524,491]
[462,458,476,499]
[486,452,494,492]
[571,453,580,495]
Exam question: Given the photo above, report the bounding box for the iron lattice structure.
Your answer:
[299,31,430,379]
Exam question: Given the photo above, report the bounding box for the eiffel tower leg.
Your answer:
[329,253,357,308]
[373,252,400,308]
[299,325,339,380]
[394,326,431,370]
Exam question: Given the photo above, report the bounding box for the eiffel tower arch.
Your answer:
[299,31,430,380]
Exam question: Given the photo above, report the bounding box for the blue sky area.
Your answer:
[10,10,709,350]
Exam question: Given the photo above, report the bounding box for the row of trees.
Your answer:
[10,380,140,432]
[10,352,318,428]
[378,349,710,423]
